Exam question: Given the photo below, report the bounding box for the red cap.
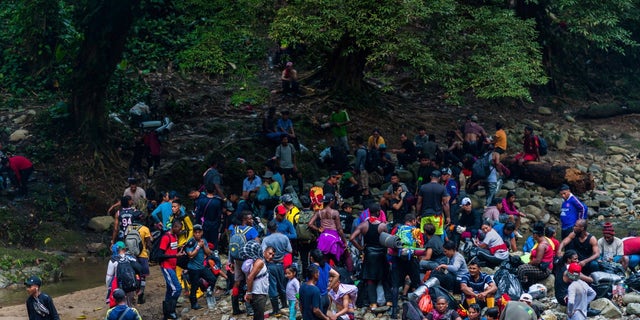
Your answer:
[276,205,287,215]
[568,262,582,274]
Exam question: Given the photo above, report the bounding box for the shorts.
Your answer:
[420,214,444,235]
[138,257,150,276]
[495,147,505,154]
[515,152,537,162]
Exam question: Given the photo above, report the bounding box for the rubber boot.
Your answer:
[270,296,281,316]
[166,299,178,319]
[137,292,145,305]
[190,297,203,310]
[279,293,289,309]
[232,295,244,315]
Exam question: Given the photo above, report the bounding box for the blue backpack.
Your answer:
[537,135,548,156]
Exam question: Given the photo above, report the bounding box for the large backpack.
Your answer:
[295,208,317,241]
[536,135,548,156]
[229,226,251,260]
[116,258,139,293]
[402,300,424,320]
[124,224,143,257]
[149,231,166,263]
[471,152,493,180]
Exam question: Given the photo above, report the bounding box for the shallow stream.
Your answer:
[0,259,105,307]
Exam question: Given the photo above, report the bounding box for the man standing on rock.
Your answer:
[416,170,450,237]
[559,184,588,239]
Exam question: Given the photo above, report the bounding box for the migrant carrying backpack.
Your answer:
[536,135,548,156]
[149,231,166,263]
[363,147,378,173]
[125,224,143,257]
[116,258,139,293]
[295,208,317,241]
[229,226,251,260]
[471,152,493,180]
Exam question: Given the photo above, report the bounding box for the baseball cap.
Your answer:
[461,197,472,206]
[519,293,533,303]
[430,170,441,178]
[322,193,335,203]
[263,171,274,179]
[193,224,203,231]
[24,276,42,287]
[281,194,293,203]
[567,262,582,280]
[559,184,571,191]
[115,241,127,250]
[441,167,452,176]
[169,190,180,199]
[276,205,287,215]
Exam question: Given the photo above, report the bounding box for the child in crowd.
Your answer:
[485,307,499,320]
[285,266,300,320]
[465,303,485,320]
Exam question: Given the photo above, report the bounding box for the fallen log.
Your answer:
[577,101,640,119]
[505,160,595,195]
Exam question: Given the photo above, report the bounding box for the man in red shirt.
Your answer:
[159,220,184,319]
[1,155,33,196]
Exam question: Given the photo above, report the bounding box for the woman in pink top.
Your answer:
[309,194,347,263]
[502,191,525,237]
[516,222,554,290]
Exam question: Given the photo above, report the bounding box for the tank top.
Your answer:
[569,234,594,260]
[531,239,554,270]
[364,221,382,248]
[251,262,269,295]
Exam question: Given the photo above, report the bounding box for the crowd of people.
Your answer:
[17,107,627,320]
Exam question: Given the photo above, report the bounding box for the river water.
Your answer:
[0,259,106,307]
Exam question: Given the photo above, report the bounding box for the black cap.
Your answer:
[430,170,441,178]
[322,193,335,203]
[559,184,571,191]
[112,288,126,300]
[193,224,203,231]
[24,276,42,287]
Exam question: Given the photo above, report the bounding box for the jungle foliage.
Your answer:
[0,0,639,140]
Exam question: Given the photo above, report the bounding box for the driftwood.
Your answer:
[577,101,640,119]
[505,160,595,195]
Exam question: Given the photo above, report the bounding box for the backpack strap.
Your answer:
[117,307,131,320]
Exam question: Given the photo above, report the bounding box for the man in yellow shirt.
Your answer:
[132,214,152,304]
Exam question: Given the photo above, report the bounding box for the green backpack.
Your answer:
[295,209,317,241]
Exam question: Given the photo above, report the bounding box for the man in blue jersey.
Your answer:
[559,184,588,239]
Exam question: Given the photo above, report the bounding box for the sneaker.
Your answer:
[515,231,523,238]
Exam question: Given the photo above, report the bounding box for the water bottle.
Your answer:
[206,287,216,310]
[213,250,219,259]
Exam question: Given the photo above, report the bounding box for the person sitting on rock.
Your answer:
[517,222,554,291]
[598,222,628,271]
[473,220,510,268]
[557,219,600,275]
[501,191,525,238]
[431,240,469,293]
[450,197,481,247]
[513,125,539,166]
[391,133,417,169]
[482,197,504,224]
[492,221,517,252]
[460,260,497,308]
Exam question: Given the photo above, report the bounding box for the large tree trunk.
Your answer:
[507,160,595,194]
[70,0,140,142]
[325,36,369,96]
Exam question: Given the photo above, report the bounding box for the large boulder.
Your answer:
[88,216,114,232]
[626,303,640,315]
[590,297,622,318]
[623,293,640,304]
[9,129,29,142]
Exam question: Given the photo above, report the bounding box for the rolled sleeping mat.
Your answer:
[379,232,402,248]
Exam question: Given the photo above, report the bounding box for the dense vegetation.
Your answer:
[0,0,639,140]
